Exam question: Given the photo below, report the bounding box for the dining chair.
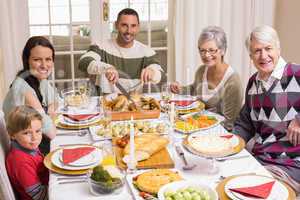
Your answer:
[0,110,16,200]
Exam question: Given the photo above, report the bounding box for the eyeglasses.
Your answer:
[199,48,219,56]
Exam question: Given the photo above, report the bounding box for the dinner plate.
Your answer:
[56,114,102,127]
[174,101,201,110]
[158,180,218,200]
[51,147,102,170]
[63,114,101,125]
[224,175,289,200]
[59,149,97,167]
[183,133,245,158]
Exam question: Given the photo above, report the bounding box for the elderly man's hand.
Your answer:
[105,67,119,84]
[287,118,300,146]
[141,68,155,83]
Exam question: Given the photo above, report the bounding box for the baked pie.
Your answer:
[133,169,182,194]
[187,134,234,157]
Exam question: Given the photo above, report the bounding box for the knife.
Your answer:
[115,82,132,100]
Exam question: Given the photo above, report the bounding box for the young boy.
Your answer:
[6,106,49,200]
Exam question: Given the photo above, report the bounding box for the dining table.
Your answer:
[48,93,274,200]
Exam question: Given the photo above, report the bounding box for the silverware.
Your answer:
[57,130,88,137]
[58,143,92,147]
[175,145,196,170]
[115,81,137,108]
[58,180,87,184]
[115,82,132,100]
[57,177,86,181]
[216,155,250,162]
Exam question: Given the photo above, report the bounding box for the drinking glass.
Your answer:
[161,83,172,102]
[101,141,116,166]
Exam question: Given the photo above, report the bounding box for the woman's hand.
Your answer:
[47,102,58,119]
[105,66,119,84]
[170,81,181,94]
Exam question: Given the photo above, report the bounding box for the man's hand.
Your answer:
[105,67,119,84]
[141,68,155,83]
[170,81,181,94]
[287,118,300,146]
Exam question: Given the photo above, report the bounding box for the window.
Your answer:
[28,0,168,93]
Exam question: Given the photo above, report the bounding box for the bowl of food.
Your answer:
[87,165,124,195]
[158,180,218,200]
[61,87,90,108]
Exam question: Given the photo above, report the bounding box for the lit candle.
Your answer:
[128,116,136,170]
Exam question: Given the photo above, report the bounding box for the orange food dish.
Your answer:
[186,115,217,128]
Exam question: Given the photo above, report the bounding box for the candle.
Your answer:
[187,67,190,95]
[170,102,175,126]
[128,116,136,171]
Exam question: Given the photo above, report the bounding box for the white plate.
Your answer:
[158,180,218,200]
[125,169,181,200]
[224,175,289,200]
[175,101,201,111]
[89,119,170,141]
[63,114,101,125]
[174,113,223,134]
[57,114,101,126]
[51,146,102,170]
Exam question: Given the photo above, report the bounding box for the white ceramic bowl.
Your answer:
[157,180,218,200]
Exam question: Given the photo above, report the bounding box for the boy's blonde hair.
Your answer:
[6,106,42,136]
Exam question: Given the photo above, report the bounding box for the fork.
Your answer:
[216,155,250,162]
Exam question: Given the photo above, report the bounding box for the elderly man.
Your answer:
[234,25,300,193]
[78,8,163,94]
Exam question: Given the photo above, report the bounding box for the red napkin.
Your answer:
[220,135,233,139]
[62,147,95,165]
[229,181,275,199]
[63,113,98,121]
[169,100,196,107]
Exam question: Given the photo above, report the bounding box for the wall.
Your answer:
[275,0,300,63]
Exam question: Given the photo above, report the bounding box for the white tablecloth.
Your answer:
[48,94,272,200]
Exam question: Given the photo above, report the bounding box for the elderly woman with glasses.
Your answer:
[170,26,243,131]
[234,25,300,193]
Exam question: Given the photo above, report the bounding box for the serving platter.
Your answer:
[89,119,170,141]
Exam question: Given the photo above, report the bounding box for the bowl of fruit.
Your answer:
[88,165,124,195]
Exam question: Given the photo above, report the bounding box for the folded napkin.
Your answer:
[169,100,196,107]
[63,113,99,121]
[229,181,275,199]
[62,147,95,165]
[220,135,233,139]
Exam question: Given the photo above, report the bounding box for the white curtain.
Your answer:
[169,0,276,90]
[0,0,29,104]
